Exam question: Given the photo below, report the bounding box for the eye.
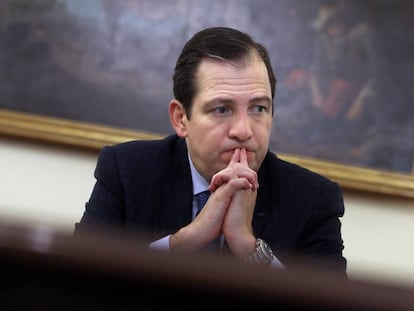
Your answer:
[212,106,232,116]
[250,105,268,114]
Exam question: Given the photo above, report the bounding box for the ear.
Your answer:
[169,99,188,137]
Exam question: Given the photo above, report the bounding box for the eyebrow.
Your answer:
[205,96,272,106]
[250,96,272,105]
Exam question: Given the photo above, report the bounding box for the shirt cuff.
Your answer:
[271,254,285,268]
[149,235,171,251]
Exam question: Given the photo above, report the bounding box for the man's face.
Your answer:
[181,55,273,181]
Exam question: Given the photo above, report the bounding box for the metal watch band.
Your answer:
[243,238,274,265]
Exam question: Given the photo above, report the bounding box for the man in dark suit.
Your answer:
[75,27,346,274]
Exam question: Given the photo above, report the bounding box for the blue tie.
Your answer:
[196,191,210,215]
[195,191,222,251]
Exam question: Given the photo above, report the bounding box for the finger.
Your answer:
[209,178,222,192]
[228,148,240,166]
[240,148,248,166]
[209,170,234,192]
[225,177,253,194]
[209,175,223,192]
[210,178,250,208]
[209,175,256,192]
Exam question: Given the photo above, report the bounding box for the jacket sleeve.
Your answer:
[74,146,125,233]
[298,179,347,274]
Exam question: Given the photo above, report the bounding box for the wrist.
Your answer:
[226,234,256,258]
[170,225,200,252]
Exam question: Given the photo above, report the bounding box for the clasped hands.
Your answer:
[170,148,258,258]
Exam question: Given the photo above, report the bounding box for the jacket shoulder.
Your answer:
[104,134,185,162]
[264,151,337,186]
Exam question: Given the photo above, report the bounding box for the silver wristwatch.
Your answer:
[243,238,274,265]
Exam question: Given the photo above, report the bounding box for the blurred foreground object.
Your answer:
[1,222,414,310]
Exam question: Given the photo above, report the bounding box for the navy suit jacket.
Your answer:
[76,134,346,273]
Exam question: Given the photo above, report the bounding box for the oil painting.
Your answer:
[1,0,413,198]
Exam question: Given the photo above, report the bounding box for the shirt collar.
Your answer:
[188,153,209,196]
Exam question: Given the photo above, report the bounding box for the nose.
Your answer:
[228,112,253,141]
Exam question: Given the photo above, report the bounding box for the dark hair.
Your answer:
[173,27,276,118]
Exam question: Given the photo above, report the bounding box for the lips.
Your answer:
[224,147,254,153]
[221,148,255,160]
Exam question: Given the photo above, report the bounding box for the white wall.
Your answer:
[0,137,96,229]
[1,137,414,287]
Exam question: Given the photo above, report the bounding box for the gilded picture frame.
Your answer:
[1,0,413,199]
